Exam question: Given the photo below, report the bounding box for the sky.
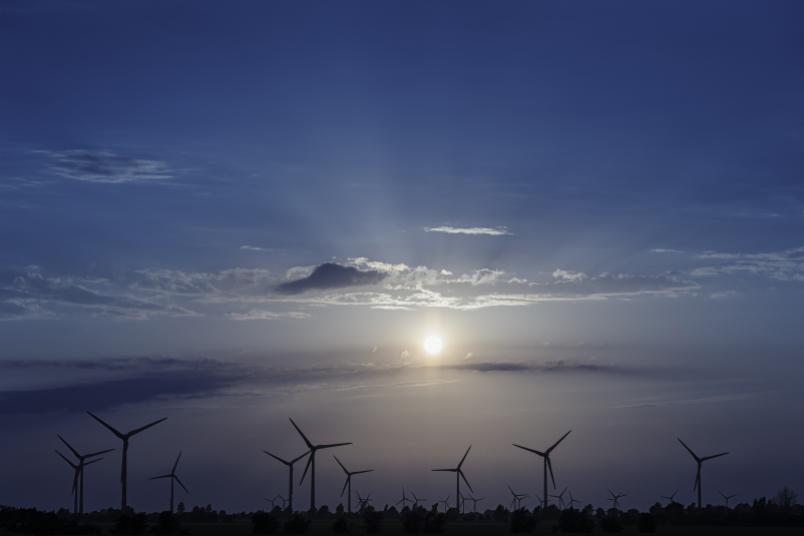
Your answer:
[2,0,804,513]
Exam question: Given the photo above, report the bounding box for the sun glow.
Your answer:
[423,335,444,356]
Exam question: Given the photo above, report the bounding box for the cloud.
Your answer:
[690,245,804,282]
[0,267,192,320]
[649,248,684,254]
[552,268,588,282]
[40,149,174,184]
[225,310,310,321]
[424,225,512,236]
[449,359,635,375]
[276,262,386,294]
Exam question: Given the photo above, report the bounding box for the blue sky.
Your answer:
[2,0,804,512]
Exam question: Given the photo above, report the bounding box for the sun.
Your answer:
[423,335,444,356]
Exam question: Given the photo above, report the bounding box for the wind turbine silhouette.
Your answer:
[719,490,737,507]
[356,491,371,511]
[513,430,571,509]
[436,496,450,512]
[334,456,373,513]
[87,411,167,511]
[567,490,582,509]
[289,418,351,511]
[432,445,473,511]
[411,491,426,509]
[661,489,679,503]
[263,449,309,512]
[56,435,113,515]
[507,485,528,510]
[608,489,626,510]
[55,450,104,515]
[677,438,729,508]
[274,494,288,509]
[550,486,568,509]
[150,451,189,513]
[395,488,413,509]
[466,495,484,513]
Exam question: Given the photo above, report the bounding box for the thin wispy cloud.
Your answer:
[39,149,174,184]
[691,245,804,282]
[424,225,512,236]
[225,310,310,321]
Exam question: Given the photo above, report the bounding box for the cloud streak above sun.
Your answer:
[424,225,512,236]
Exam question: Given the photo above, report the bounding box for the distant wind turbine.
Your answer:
[432,445,473,511]
[719,490,737,507]
[334,456,373,513]
[411,491,426,508]
[56,434,113,515]
[150,451,189,513]
[289,418,351,511]
[550,486,568,509]
[513,430,571,508]
[608,489,626,510]
[356,491,372,511]
[466,495,484,513]
[263,449,309,512]
[87,411,167,511]
[567,490,582,509]
[436,496,450,512]
[661,489,679,503]
[677,438,729,508]
[507,485,528,510]
[55,450,104,515]
[395,488,413,509]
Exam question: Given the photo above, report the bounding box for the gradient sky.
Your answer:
[2,0,804,513]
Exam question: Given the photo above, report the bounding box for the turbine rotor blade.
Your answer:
[288,418,314,449]
[340,477,349,497]
[333,455,348,474]
[319,442,352,449]
[128,417,167,437]
[459,470,474,493]
[263,450,290,465]
[84,457,104,466]
[512,444,545,456]
[458,445,471,468]
[677,438,700,462]
[352,469,373,475]
[299,453,313,485]
[172,451,182,473]
[86,412,124,439]
[85,448,115,459]
[432,468,455,472]
[55,449,77,469]
[702,452,729,461]
[291,450,310,464]
[150,474,172,480]
[57,434,81,459]
[547,457,557,488]
[548,430,572,453]
[174,475,190,494]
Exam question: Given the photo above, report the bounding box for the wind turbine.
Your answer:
[719,490,736,507]
[149,451,189,513]
[507,485,528,510]
[289,417,351,510]
[334,456,373,513]
[467,496,484,513]
[607,489,626,510]
[436,496,450,513]
[56,435,113,515]
[513,430,571,508]
[87,411,167,511]
[264,497,278,509]
[677,438,729,508]
[55,450,104,515]
[263,449,309,512]
[395,488,413,509]
[567,490,582,509]
[550,486,568,509]
[356,491,372,511]
[432,445,473,511]
[411,491,426,509]
[661,489,679,504]
[274,494,288,509]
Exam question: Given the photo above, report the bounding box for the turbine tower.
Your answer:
[87,411,167,511]
[608,489,626,510]
[55,450,104,515]
[677,438,729,508]
[431,445,473,511]
[290,417,351,511]
[56,435,113,515]
[263,449,309,512]
[149,451,189,513]
[513,430,571,509]
[334,455,373,513]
